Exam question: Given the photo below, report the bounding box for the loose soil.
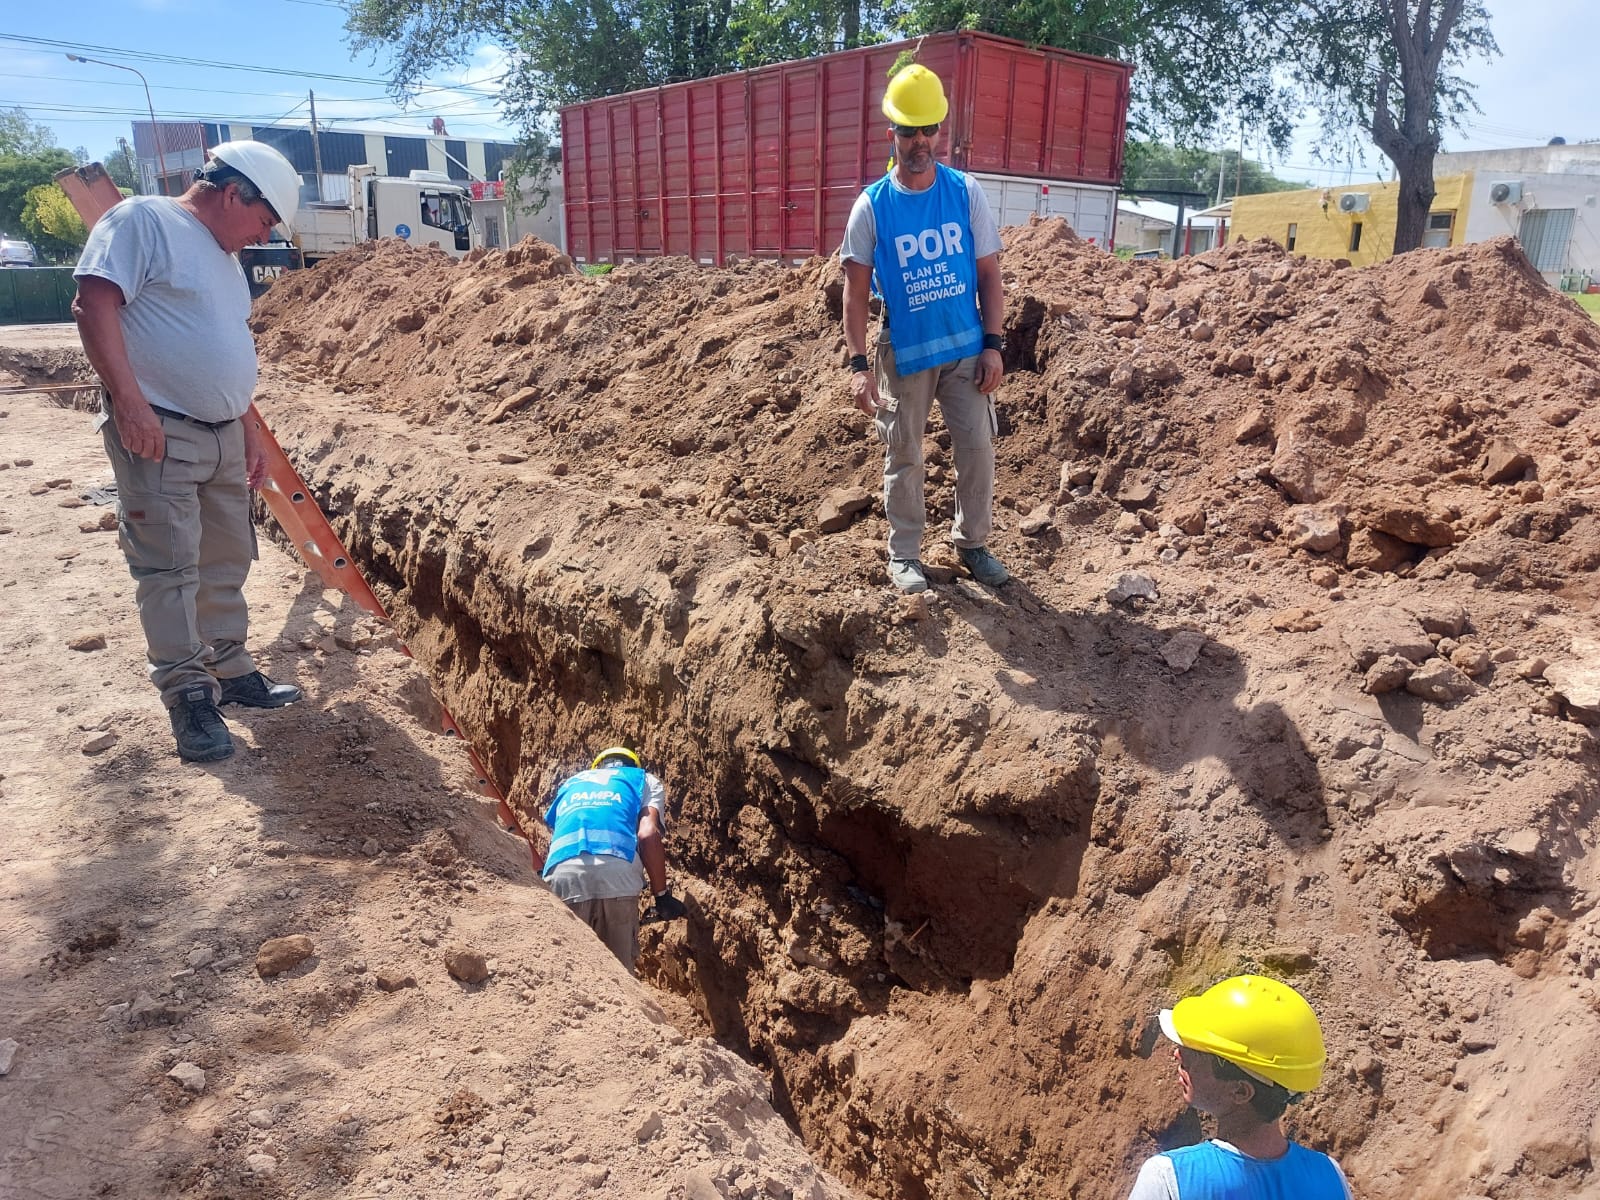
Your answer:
[3,222,1599,1200]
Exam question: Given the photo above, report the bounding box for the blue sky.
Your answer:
[2,1,1595,183]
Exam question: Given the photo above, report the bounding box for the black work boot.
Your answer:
[218,670,303,709]
[169,687,234,762]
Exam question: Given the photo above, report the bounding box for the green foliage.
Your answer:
[894,0,1305,149]
[100,146,140,192]
[0,149,75,240]
[1286,1,1495,156]
[1285,1,1496,251]
[1123,141,1310,202]
[21,184,88,260]
[345,0,886,210]
[0,107,57,157]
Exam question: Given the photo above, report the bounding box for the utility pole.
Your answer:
[309,90,325,201]
[118,137,140,194]
[1234,125,1243,201]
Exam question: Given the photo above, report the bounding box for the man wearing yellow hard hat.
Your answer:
[540,746,686,971]
[1129,975,1352,1198]
[840,63,1009,595]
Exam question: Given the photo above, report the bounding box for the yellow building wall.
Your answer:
[1231,174,1471,265]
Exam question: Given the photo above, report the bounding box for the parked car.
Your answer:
[0,237,37,267]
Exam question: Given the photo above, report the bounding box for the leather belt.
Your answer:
[149,403,236,431]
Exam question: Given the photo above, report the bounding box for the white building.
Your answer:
[1115,197,1224,256]
[1436,144,1599,288]
[132,119,565,253]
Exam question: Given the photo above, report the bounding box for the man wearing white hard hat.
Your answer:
[73,140,306,764]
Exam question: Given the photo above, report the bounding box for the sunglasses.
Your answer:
[892,123,941,138]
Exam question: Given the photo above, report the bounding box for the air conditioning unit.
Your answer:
[1337,192,1370,214]
[1489,180,1523,204]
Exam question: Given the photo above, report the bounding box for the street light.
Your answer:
[66,52,169,195]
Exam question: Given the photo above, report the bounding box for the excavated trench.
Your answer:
[26,223,1600,1198]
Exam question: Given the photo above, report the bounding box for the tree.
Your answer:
[344,0,887,205]
[0,149,75,239]
[100,143,140,193]
[21,184,88,261]
[1289,0,1496,253]
[1124,141,1310,202]
[895,1,1305,150]
[0,107,56,157]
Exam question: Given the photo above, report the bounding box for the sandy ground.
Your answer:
[5,212,1600,1200]
[0,322,851,1200]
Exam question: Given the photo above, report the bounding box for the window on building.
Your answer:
[483,216,501,248]
[1286,222,1298,251]
[1349,222,1363,252]
[1422,211,1455,249]
[1518,208,1577,271]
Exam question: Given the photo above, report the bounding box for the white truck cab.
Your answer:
[295,165,474,265]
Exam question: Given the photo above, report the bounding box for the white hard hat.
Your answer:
[208,139,301,230]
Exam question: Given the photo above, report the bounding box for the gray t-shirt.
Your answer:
[839,170,1002,268]
[74,196,257,423]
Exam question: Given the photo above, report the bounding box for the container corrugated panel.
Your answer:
[561,30,1131,264]
[0,268,78,325]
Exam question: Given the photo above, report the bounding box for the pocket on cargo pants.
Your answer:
[116,493,181,573]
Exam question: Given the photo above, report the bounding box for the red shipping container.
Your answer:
[560,30,1131,265]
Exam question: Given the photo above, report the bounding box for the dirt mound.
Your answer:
[0,358,853,1200]
[236,226,1600,1200]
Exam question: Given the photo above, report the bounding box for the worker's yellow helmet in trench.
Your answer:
[592,746,641,770]
[1159,974,1327,1093]
[882,63,948,128]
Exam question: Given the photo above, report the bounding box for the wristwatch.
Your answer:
[849,353,871,373]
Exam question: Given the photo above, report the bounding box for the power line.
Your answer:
[1,33,501,97]
[3,97,510,127]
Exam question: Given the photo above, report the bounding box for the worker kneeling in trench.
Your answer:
[539,746,687,972]
[1128,975,1351,1199]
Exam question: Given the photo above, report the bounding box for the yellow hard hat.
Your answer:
[882,64,949,127]
[1159,975,1326,1093]
[591,746,641,770]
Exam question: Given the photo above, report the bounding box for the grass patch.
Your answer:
[1574,293,1600,322]
[581,263,614,276]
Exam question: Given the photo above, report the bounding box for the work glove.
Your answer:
[647,886,688,923]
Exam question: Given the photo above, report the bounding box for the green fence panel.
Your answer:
[0,268,78,325]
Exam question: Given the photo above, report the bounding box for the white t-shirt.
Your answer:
[74,196,257,423]
[838,169,1003,267]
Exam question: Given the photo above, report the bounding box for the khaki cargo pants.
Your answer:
[873,331,997,562]
[98,400,257,708]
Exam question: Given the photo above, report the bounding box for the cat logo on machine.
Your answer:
[251,264,285,285]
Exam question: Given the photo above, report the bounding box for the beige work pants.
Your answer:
[564,896,643,973]
[874,332,997,562]
[98,402,257,708]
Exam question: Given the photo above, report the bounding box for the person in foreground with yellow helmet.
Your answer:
[1129,975,1352,1199]
[840,63,1009,595]
[540,746,686,971]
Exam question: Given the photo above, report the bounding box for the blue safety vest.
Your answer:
[1166,1140,1347,1199]
[542,766,647,877]
[865,162,984,376]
